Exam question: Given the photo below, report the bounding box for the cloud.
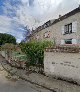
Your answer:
[0,0,80,42]
[14,0,63,29]
[21,0,28,3]
[31,0,80,20]
[0,0,25,42]
[16,0,80,29]
[0,15,24,42]
[0,16,12,33]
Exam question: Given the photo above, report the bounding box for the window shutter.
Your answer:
[61,39,65,45]
[72,21,77,32]
[72,39,77,44]
[44,33,47,38]
[61,26,65,35]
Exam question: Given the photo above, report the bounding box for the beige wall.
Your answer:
[31,12,80,44]
[44,51,80,84]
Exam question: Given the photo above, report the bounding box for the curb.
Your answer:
[1,61,56,92]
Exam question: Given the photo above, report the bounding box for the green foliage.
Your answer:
[1,43,16,51]
[12,51,27,62]
[0,33,16,45]
[0,46,1,51]
[19,40,53,66]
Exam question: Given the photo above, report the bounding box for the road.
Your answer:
[0,55,51,92]
[1,55,80,92]
[0,72,51,92]
[0,66,51,92]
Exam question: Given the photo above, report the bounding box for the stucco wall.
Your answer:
[44,51,80,84]
[31,12,80,44]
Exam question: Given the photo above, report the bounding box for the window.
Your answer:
[44,32,47,38]
[36,35,39,40]
[44,31,50,38]
[69,23,72,33]
[61,39,77,45]
[65,39,72,44]
[64,23,72,34]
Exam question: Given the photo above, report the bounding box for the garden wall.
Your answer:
[44,45,80,84]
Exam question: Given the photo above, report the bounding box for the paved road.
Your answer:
[0,55,51,92]
[0,72,51,92]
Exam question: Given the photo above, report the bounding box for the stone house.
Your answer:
[29,6,80,45]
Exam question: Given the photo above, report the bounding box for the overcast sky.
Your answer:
[0,0,80,42]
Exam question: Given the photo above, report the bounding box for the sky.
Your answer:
[0,0,80,42]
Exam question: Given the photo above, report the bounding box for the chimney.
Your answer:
[59,15,61,18]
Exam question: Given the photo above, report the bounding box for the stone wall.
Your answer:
[44,45,80,84]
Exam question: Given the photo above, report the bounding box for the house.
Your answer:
[29,6,80,45]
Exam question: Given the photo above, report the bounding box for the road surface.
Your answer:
[0,55,51,92]
[0,65,51,92]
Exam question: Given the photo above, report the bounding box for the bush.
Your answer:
[19,40,53,66]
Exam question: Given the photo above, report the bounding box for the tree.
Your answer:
[0,33,16,45]
[23,26,31,42]
[19,40,53,66]
[19,40,54,73]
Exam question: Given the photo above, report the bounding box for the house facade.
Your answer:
[30,6,80,45]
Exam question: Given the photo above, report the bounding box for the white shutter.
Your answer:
[61,26,65,35]
[61,39,65,45]
[72,39,77,44]
[44,33,47,38]
[72,21,77,32]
